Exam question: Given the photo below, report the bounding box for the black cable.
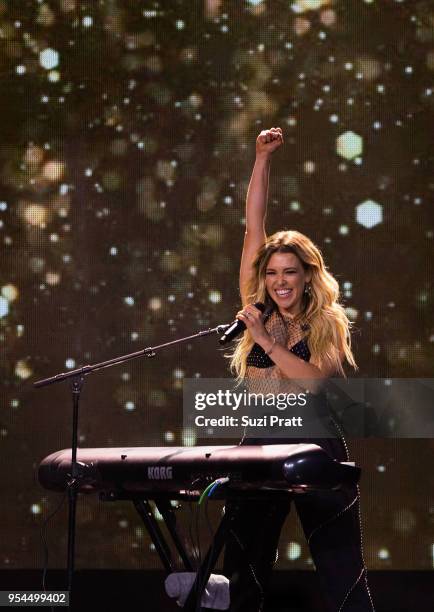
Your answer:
[187,502,200,566]
[204,498,214,541]
[195,487,229,612]
[194,502,202,565]
[229,528,265,612]
[39,491,68,612]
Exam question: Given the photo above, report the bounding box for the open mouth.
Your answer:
[275,288,292,298]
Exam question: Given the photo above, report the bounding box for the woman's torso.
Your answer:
[246,309,311,380]
[242,309,347,460]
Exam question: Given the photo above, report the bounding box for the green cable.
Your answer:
[198,481,216,505]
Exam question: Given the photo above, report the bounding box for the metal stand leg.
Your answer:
[183,504,237,612]
[155,500,194,572]
[133,499,173,572]
[132,497,236,610]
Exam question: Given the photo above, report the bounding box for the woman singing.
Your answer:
[223,128,375,611]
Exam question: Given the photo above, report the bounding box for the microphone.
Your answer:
[218,302,266,345]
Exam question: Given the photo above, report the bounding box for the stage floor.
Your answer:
[0,570,432,611]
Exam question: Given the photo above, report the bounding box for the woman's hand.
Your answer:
[236,303,272,348]
[256,127,283,158]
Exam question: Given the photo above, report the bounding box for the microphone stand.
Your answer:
[33,323,230,601]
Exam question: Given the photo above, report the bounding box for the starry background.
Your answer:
[0,0,433,571]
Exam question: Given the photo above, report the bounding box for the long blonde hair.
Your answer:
[230,230,357,378]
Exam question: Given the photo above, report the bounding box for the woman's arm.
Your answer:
[239,127,283,306]
[237,304,340,387]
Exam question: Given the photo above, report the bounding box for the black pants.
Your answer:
[222,439,375,612]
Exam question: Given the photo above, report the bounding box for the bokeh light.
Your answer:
[1,0,432,575]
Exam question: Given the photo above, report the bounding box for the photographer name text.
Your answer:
[194,415,303,428]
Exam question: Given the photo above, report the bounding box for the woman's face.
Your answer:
[264,251,311,316]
